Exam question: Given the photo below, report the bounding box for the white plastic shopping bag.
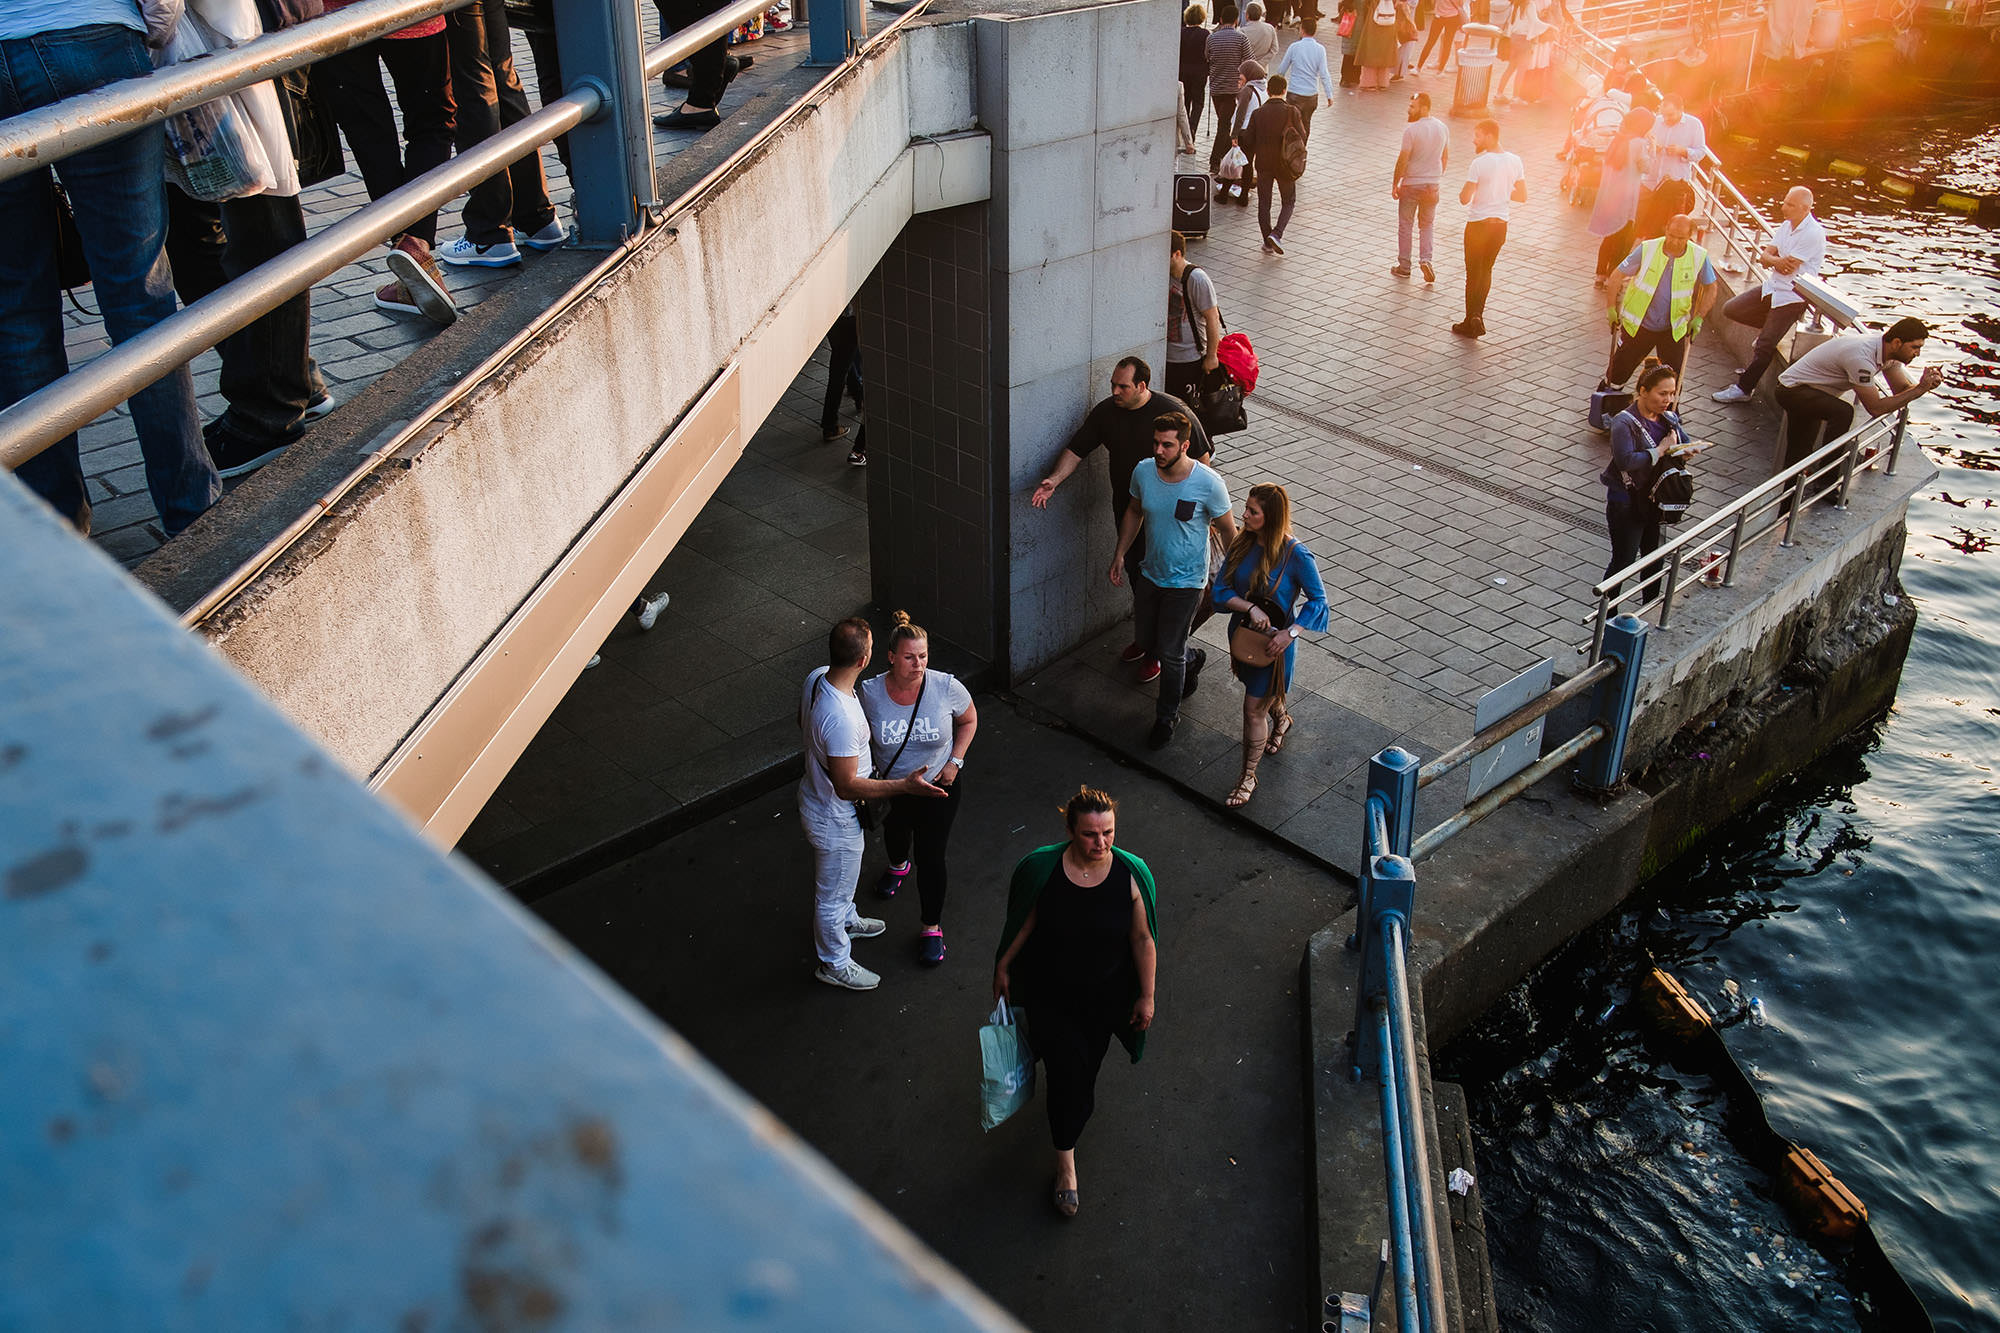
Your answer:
[1218,145,1249,182]
[978,997,1035,1132]
[155,12,277,201]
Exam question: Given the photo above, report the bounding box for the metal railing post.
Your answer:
[1364,746,1419,865]
[1885,407,1908,476]
[806,0,856,64]
[1351,853,1414,1079]
[554,0,655,243]
[1382,909,1448,1333]
[1574,614,1646,793]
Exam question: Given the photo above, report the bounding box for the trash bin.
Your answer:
[1452,22,1502,115]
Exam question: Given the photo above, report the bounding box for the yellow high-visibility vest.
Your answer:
[1618,238,1708,340]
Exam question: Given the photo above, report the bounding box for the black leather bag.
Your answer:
[1197,368,1249,436]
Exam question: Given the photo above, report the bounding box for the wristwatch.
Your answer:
[947,756,965,770]
[1287,625,1300,640]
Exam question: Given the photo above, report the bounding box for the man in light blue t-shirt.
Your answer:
[1110,410,1237,750]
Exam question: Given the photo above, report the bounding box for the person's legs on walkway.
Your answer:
[1208,93,1237,175]
[1603,325,1677,388]
[821,314,859,434]
[1271,174,1296,241]
[911,779,962,929]
[481,0,555,236]
[809,828,866,969]
[1396,190,1418,266]
[655,0,732,116]
[1183,78,1206,140]
[1146,584,1204,724]
[1414,184,1438,266]
[1,26,216,535]
[378,33,456,244]
[1285,91,1317,143]
[1774,383,1853,468]
[449,0,555,250]
[1738,299,1805,394]
[1258,174,1278,243]
[1030,1005,1116,1152]
[1460,218,1506,328]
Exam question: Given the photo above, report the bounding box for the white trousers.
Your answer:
[805,819,866,968]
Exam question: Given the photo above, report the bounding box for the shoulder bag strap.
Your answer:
[873,675,927,779]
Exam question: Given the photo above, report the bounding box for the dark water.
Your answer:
[1439,115,2000,1332]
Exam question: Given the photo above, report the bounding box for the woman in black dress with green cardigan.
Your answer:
[993,787,1159,1218]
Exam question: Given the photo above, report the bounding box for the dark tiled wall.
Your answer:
[856,205,996,664]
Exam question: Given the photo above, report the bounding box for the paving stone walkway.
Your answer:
[1019,54,1787,872]
[66,15,811,566]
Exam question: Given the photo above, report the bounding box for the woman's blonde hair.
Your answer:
[1062,785,1118,830]
[1222,483,1294,603]
[1184,3,1208,22]
[887,608,927,650]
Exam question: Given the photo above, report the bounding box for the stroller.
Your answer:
[1560,94,1630,206]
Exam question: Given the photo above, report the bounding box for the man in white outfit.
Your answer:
[1713,185,1825,403]
[798,617,944,991]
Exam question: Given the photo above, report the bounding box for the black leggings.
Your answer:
[1030,1003,1117,1151]
[884,777,962,926]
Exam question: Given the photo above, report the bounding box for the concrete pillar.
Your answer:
[856,205,997,661]
[974,0,1181,680]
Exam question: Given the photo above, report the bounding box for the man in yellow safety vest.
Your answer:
[1598,213,1719,392]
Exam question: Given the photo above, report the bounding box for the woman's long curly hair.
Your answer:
[1221,483,1293,603]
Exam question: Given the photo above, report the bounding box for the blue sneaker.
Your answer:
[874,862,909,899]
[918,928,946,966]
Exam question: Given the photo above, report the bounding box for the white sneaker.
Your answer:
[1711,384,1753,403]
[434,235,522,268]
[585,654,602,668]
[520,219,571,253]
[633,590,670,630]
[301,390,336,422]
[846,916,886,938]
[815,960,880,990]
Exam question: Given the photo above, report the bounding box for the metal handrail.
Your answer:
[0,0,467,185]
[0,0,780,474]
[1586,406,1908,658]
[177,0,938,628]
[1415,656,1615,789]
[1408,724,1607,858]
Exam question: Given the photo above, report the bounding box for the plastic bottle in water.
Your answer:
[1748,997,1768,1028]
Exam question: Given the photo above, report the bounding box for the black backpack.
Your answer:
[1651,459,1695,522]
[1278,107,1308,182]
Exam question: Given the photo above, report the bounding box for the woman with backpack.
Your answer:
[1239,73,1308,254]
[1600,363,1689,600]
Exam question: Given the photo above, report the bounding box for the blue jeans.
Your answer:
[0,24,218,535]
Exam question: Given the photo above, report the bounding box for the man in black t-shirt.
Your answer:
[1031,356,1214,677]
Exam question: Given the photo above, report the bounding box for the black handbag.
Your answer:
[53,183,90,292]
[1182,267,1250,436]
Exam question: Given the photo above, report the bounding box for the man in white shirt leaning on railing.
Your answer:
[1711,185,1825,404]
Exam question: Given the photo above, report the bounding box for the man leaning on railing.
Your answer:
[1773,316,1943,472]
[1,0,223,538]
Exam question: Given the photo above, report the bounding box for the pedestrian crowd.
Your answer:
[4,0,756,541]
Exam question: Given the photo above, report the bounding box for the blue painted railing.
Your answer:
[0,468,1018,1329]
[1348,616,1648,1331]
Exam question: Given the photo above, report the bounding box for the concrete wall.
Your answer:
[859,205,998,660]
[977,0,1182,678]
[197,17,986,783]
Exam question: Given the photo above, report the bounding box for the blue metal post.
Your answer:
[1382,915,1449,1333]
[1373,1004,1422,1333]
[554,0,655,244]
[1351,854,1415,1078]
[1575,614,1648,793]
[804,0,856,65]
[1364,746,1419,864]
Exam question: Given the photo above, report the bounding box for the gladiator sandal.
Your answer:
[1226,741,1263,808]
[1265,706,1296,754]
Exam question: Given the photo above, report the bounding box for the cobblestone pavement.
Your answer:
[1020,54,1785,871]
[65,16,809,567]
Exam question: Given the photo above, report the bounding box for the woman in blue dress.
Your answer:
[1212,483,1330,807]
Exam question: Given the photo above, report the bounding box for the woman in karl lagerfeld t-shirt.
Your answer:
[857,611,978,966]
